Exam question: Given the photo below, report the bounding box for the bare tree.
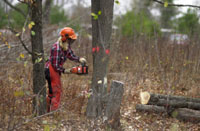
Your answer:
[43,0,53,24]
[86,0,114,118]
[3,0,46,115]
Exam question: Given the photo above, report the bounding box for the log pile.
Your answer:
[136,92,200,123]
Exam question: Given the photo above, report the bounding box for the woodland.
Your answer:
[0,0,200,130]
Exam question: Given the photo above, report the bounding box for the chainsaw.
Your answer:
[70,63,88,75]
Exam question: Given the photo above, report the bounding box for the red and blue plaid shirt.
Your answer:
[45,42,80,74]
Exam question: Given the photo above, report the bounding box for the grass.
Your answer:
[0,34,200,130]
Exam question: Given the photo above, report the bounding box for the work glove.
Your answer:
[64,69,71,74]
[79,57,87,64]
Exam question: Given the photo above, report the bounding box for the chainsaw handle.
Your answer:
[81,62,86,66]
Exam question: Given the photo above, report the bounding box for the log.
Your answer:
[136,104,200,123]
[136,104,167,113]
[148,93,200,103]
[172,108,200,123]
[105,80,124,129]
[148,99,200,110]
[140,92,200,110]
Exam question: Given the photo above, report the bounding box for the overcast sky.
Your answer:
[71,0,200,15]
[12,0,200,15]
[115,0,200,15]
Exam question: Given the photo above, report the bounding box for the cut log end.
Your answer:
[140,91,150,105]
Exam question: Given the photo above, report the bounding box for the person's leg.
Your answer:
[50,86,61,111]
[49,64,62,111]
[45,68,53,112]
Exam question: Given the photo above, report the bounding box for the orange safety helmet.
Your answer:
[60,27,77,42]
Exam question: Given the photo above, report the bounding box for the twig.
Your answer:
[5,3,32,55]
[21,6,30,40]
[152,0,200,9]
[3,0,26,18]
[8,28,32,55]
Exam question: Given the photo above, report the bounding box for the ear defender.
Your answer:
[61,34,69,42]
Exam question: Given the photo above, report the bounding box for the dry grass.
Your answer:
[0,33,200,130]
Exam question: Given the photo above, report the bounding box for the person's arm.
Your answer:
[67,48,80,63]
[50,46,65,73]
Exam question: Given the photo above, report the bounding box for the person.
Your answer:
[45,27,86,112]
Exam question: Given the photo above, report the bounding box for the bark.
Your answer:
[30,0,46,115]
[105,81,124,129]
[86,0,114,118]
[43,0,53,24]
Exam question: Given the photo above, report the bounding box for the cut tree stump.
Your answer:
[172,108,200,123]
[105,80,124,129]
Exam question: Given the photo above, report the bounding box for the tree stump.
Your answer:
[105,80,124,129]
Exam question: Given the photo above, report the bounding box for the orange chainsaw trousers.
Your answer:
[46,64,62,112]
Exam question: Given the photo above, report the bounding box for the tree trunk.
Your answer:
[105,81,124,129]
[86,0,114,118]
[43,0,53,24]
[30,0,46,115]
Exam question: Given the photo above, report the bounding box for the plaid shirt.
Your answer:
[45,42,80,74]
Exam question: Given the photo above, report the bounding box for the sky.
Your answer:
[75,0,200,15]
[114,0,200,15]
[12,0,199,15]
